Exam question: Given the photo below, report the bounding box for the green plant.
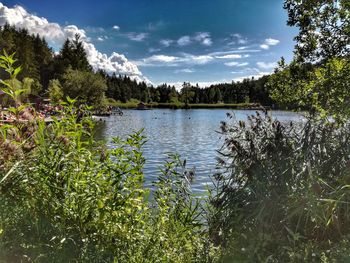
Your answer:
[0,51,212,262]
[210,111,350,262]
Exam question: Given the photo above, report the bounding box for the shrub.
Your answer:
[210,111,350,262]
[0,51,213,262]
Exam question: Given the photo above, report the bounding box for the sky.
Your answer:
[0,0,298,87]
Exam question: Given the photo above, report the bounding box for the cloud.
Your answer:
[209,49,260,56]
[202,38,212,46]
[0,3,148,83]
[145,55,178,63]
[190,54,213,64]
[148,47,161,53]
[126,32,148,42]
[260,38,280,50]
[177,36,191,46]
[97,37,104,42]
[176,32,213,47]
[175,68,194,73]
[230,67,272,82]
[215,54,242,59]
[265,38,280,46]
[85,26,105,33]
[256,61,277,69]
[112,25,120,30]
[160,32,213,48]
[137,48,253,68]
[136,53,214,67]
[260,44,270,50]
[194,32,212,46]
[160,39,173,47]
[224,62,249,67]
[228,33,248,45]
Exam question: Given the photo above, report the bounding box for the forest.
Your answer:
[0,23,274,109]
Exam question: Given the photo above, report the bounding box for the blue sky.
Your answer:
[1,0,297,86]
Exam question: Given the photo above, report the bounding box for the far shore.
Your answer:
[110,101,274,110]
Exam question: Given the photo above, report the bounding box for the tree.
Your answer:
[55,34,91,78]
[284,0,350,62]
[61,69,107,109]
[269,1,350,122]
[70,34,91,72]
[168,87,180,105]
[181,82,194,107]
[48,79,63,104]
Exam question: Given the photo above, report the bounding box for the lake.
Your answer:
[94,109,304,194]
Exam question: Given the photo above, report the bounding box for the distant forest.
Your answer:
[0,24,275,107]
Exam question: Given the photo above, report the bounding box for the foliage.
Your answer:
[48,79,64,104]
[0,24,54,89]
[62,68,107,109]
[284,0,350,63]
[0,54,213,262]
[269,57,350,123]
[210,111,350,262]
[181,82,195,106]
[0,109,213,262]
[105,74,274,106]
[270,1,350,120]
[54,34,92,77]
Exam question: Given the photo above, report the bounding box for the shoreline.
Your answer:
[110,102,274,110]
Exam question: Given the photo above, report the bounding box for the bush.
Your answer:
[0,52,213,262]
[210,111,350,262]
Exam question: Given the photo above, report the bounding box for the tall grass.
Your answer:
[210,111,350,262]
[0,52,215,262]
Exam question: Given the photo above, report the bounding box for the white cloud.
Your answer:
[215,54,242,59]
[190,54,213,64]
[265,38,280,46]
[166,32,213,47]
[160,39,173,47]
[225,62,249,67]
[148,47,161,53]
[194,32,212,46]
[97,36,104,42]
[146,55,178,63]
[260,38,280,50]
[85,26,105,33]
[112,25,120,30]
[202,38,212,46]
[230,67,272,82]
[257,61,277,69]
[175,68,194,73]
[209,49,260,56]
[136,53,214,67]
[177,36,191,46]
[126,32,148,42]
[229,33,248,45]
[0,3,148,83]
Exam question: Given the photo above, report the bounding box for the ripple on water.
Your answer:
[95,109,304,194]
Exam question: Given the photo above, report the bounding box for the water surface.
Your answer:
[94,109,304,194]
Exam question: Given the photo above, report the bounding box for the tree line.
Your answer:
[0,23,275,109]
